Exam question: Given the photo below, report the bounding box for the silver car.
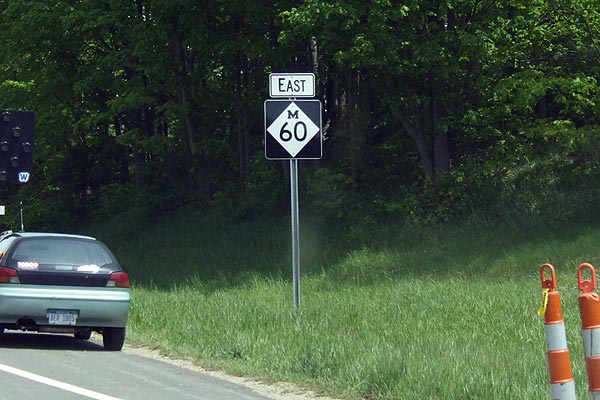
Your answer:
[0,232,130,350]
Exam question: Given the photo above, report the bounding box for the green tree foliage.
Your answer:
[0,0,598,228]
[282,0,600,218]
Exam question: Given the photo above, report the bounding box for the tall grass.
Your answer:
[84,210,600,399]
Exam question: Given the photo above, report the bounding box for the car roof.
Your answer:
[0,231,97,241]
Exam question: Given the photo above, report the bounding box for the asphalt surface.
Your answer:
[0,332,277,400]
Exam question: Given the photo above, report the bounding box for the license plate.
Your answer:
[47,310,78,325]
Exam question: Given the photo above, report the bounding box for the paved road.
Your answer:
[0,332,276,400]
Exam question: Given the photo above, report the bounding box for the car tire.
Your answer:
[74,330,92,340]
[103,327,126,351]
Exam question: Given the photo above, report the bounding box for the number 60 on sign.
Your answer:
[264,100,322,160]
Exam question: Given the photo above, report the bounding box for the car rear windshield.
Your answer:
[7,237,119,273]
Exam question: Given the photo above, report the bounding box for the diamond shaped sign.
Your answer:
[264,100,322,159]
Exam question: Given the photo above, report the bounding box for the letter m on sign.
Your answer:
[287,110,299,119]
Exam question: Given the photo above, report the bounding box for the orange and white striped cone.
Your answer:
[540,263,577,399]
[578,262,600,399]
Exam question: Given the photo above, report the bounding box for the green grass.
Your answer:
[84,211,600,399]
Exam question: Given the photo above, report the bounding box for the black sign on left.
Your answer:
[0,110,35,184]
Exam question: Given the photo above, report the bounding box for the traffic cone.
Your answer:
[541,263,577,399]
[578,262,600,399]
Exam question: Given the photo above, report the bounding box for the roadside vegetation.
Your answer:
[1,2,600,398]
[85,209,599,399]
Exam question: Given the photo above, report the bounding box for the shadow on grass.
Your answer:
[83,209,600,291]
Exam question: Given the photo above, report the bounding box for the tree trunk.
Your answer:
[390,104,435,183]
[344,70,367,182]
[172,38,212,203]
[236,51,250,187]
[431,84,450,186]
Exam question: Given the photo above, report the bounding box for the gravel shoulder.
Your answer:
[121,341,342,400]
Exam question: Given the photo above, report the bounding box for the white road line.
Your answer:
[0,362,122,400]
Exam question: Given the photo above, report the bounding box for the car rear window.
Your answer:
[7,237,118,273]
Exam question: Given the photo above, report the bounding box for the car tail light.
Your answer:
[0,267,19,284]
[107,271,130,288]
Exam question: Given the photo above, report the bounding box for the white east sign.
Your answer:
[269,73,315,98]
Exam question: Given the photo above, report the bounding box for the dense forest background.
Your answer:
[0,0,599,230]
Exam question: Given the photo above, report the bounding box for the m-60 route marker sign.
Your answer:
[264,99,322,160]
[264,73,322,313]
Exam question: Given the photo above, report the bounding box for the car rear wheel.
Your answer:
[103,327,125,351]
[74,330,92,340]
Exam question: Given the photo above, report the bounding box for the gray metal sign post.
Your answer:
[264,74,321,312]
[290,159,300,311]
